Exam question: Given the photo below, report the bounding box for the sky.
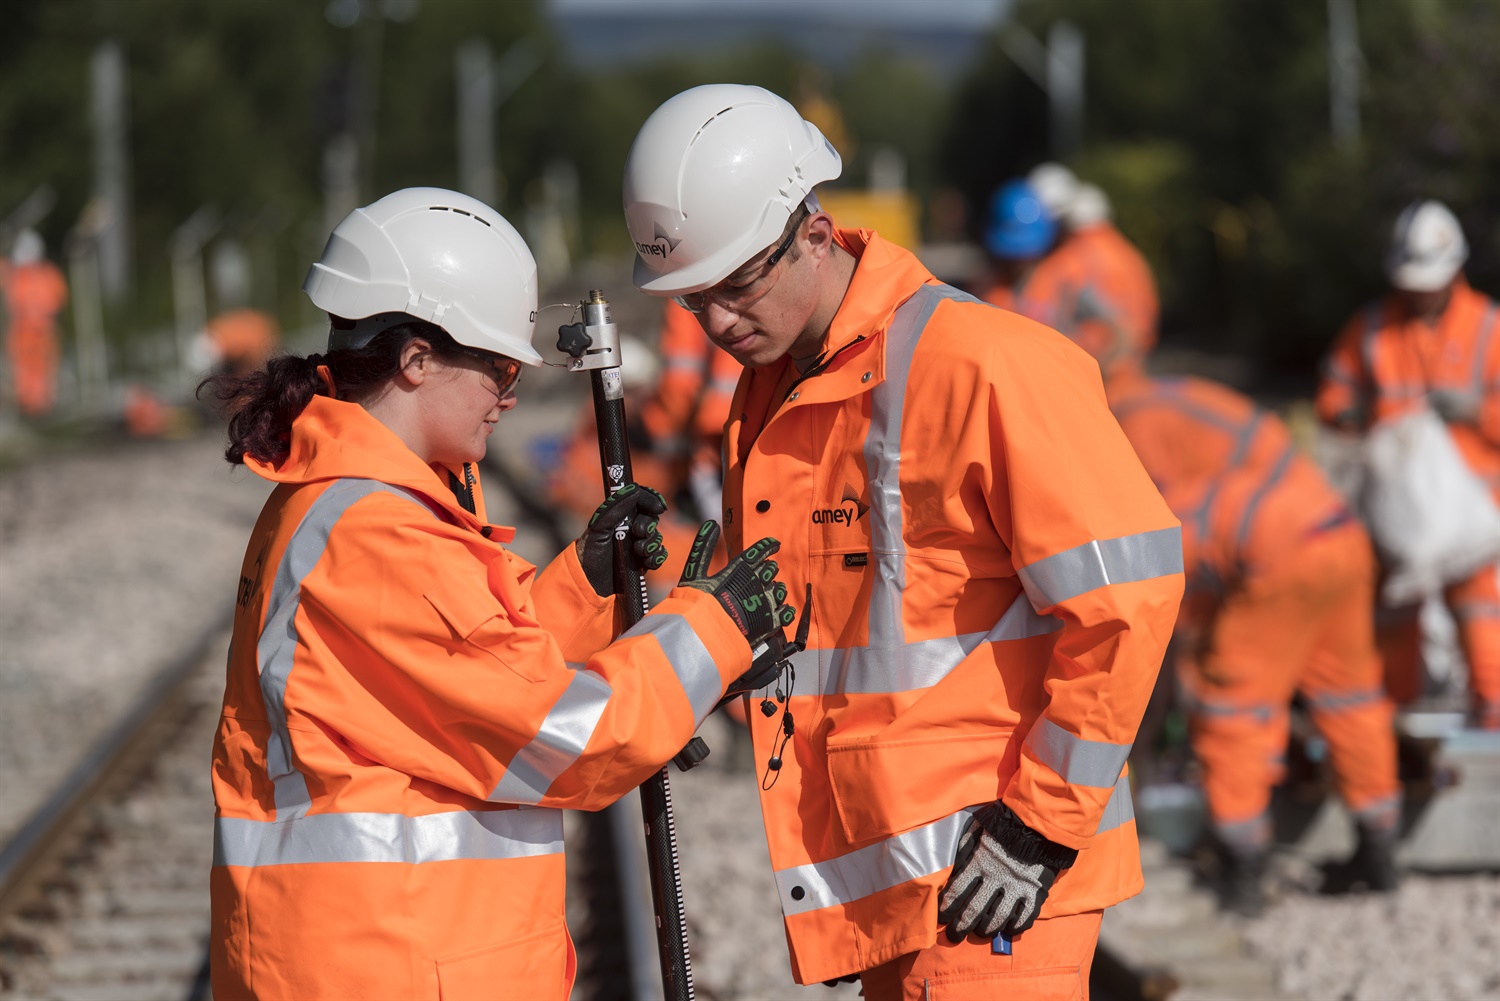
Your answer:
[545,0,1013,77]
[548,0,1009,29]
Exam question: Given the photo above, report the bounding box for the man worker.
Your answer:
[1318,200,1500,731]
[623,83,1184,998]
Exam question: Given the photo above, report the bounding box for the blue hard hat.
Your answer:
[984,179,1057,260]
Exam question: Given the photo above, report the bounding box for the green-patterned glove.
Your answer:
[576,484,668,597]
[678,520,795,649]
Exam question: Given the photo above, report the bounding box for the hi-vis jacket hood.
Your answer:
[722,230,1183,985]
[211,396,749,1000]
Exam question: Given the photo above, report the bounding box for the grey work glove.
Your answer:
[1429,388,1481,425]
[576,484,669,597]
[938,801,1079,942]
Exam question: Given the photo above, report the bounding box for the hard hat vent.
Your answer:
[427,204,493,228]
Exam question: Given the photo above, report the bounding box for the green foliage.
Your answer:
[945,0,1500,384]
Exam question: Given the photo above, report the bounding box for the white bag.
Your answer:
[1360,407,1500,605]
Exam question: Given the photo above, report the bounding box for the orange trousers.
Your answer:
[1184,522,1400,852]
[7,323,58,416]
[1379,564,1500,728]
[860,910,1102,1001]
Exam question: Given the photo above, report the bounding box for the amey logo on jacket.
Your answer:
[636,223,682,261]
[812,484,870,526]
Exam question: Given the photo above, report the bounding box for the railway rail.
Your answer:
[0,618,228,1001]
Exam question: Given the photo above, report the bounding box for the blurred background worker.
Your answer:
[1104,364,1401,914]
[1048,176,1160,377]
[624,82,1183,997]
[1318,200,1500,731]
[2,229,68,418]
[976,177,1064,324]
[196,307,280,380]
[981,166,1159,380]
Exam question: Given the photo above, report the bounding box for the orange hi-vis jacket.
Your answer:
[210,395,750,1000]
[722,230,1184,984]
[1050,222,1159,373]
[1318,276,1500,496]
[979,224,1158,377]
[1108,373,1353,602]
[640,299,743,461]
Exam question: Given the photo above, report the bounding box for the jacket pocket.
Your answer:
[425,576,548,682]
[825,730,1011,844]
[436,922,574,1001]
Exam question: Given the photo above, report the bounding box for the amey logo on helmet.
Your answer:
[637,223,682,260]
[812,485,870,526]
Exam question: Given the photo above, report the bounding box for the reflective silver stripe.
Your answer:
[1094,773,1135,835]
[213,807,564,867]
[1215,812,1271,852]
[258,478,437,821]
[1017,526,1184,609]
[865,284,984,653]
[1304,687,1383,714]
[794,590,1061,697]
[775,807,978,916]
[1472,304,1498,394]
[488,667,613,805]
[620,613,720,722]
[1024,717,1132,788]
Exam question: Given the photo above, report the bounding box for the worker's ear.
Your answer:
[397,338,433,386]
[804,212,835,265]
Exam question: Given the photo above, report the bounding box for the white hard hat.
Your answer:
[303,186,542,365]
[1386,200,1468,293]
[623,83,842,296]
[1068,183,1113,228]
[617,335,661,391]
[11,229,44,266]
[1026,163,1081,223]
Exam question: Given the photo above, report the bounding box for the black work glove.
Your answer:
[937,801,1079,942]
[678,520,795,670]
[576,484,668,597]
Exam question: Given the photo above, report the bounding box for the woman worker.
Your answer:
[205,188,793,1000]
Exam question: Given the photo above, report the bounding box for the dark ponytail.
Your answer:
[198,318,464,466]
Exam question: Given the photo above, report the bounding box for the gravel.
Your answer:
[1242,873,1500,1000]
[0,434,271,846]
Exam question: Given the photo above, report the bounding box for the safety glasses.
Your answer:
[672,207,807,315]
[455,347,523,397]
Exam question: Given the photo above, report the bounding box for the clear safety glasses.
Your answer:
[672,208,807,315]
[456,347,523,398]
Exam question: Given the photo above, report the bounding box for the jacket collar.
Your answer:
[760,229,935,405]
[245,394,513,540]
[821,228,937,359]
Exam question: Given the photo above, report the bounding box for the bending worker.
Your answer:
[1318,199,1500,730]
[204,187,795,1000]
[624,84,1183,997]
[1104,368,1402,912]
